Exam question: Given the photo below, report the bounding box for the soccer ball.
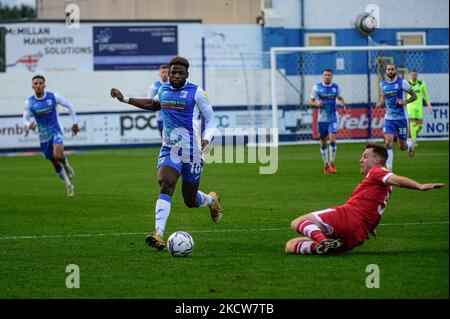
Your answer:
[167,231,194,257]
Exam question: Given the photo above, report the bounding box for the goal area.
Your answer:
[267,45,449,144]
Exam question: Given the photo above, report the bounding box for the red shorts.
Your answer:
[312,207,371,252]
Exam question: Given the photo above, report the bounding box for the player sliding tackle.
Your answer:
[110,56,222,251]
[285,143,444,255]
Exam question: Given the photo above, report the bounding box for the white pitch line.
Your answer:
[0,221,448,241]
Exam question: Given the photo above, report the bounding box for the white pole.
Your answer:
[269,45,449,54]
[270,48,278,135]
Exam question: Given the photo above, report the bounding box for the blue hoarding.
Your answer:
[93,26,177,70]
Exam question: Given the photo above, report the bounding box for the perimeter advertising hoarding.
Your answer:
[93,26,178,70]
[1,106,447,149]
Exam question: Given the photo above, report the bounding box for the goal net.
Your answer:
[269,45,449,144]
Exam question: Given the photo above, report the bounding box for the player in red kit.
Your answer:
[285,143,444,255]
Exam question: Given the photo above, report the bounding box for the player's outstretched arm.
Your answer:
[375,95,385,108]
[386,174,444,191]
[195,88,216,150]
[397,90,417,105]
[309,85,322,107]
[309,98,322,108]
[422,82,432,112]
[23,101,36,130]
[337,96,347,109]
[54,93,79,136]
[110,88,161,111]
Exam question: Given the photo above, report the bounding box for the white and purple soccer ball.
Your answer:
[167,231,194,257]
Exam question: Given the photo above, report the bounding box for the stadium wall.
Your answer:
[268,0,449,29]
[263,0,449,56]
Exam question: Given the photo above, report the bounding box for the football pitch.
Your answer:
[0,141,448,299]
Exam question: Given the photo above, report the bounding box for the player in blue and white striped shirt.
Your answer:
[147,64,170,138]
[376,64,417,171]
[309,69,347,174]
[110,56,222,251]
[23,75,79,196]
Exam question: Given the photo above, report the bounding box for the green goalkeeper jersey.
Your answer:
[407,80,430,108]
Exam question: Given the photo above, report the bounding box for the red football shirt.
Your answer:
[343,165,393,228]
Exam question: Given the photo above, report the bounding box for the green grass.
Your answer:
[0,141,448,298]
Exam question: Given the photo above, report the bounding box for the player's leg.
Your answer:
[44,139,73,196]
[415,104,424,144]
[53,139,75,179]
[146,145,182,250]
[57,146,75,179]
[285,237,321,255]
[146,165,180,250]
[384,133,394,171]
[397,119,413,156]
[288,211,342,254]
[181,161,222,223]
[53,143,75,190]
[328,129,337,174]
[407,104,418,146]
[290,213,329,242]
[383,120,396,171]
[318,123,329,174]
[49,156,71,195]
[415,119,423,142]
[409,118,419,146]
[320,137,329,174]
[398,138,408,151]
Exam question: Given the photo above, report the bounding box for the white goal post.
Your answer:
[270,45,449,144]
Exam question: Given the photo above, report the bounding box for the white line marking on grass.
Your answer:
[379,221,449,226]
[0,221,448,241]
[284,152,449,161]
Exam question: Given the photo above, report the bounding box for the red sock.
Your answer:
[294,240,319,255]
[296,220,328,243]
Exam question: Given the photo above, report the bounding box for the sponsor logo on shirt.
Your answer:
[35,107,53,115]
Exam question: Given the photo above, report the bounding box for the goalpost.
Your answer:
[270,45,449,144]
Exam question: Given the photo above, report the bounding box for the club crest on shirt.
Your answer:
[46,99,53,106]
[180,90,188,98]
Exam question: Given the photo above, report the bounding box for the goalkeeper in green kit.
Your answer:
[407,70,432,148]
